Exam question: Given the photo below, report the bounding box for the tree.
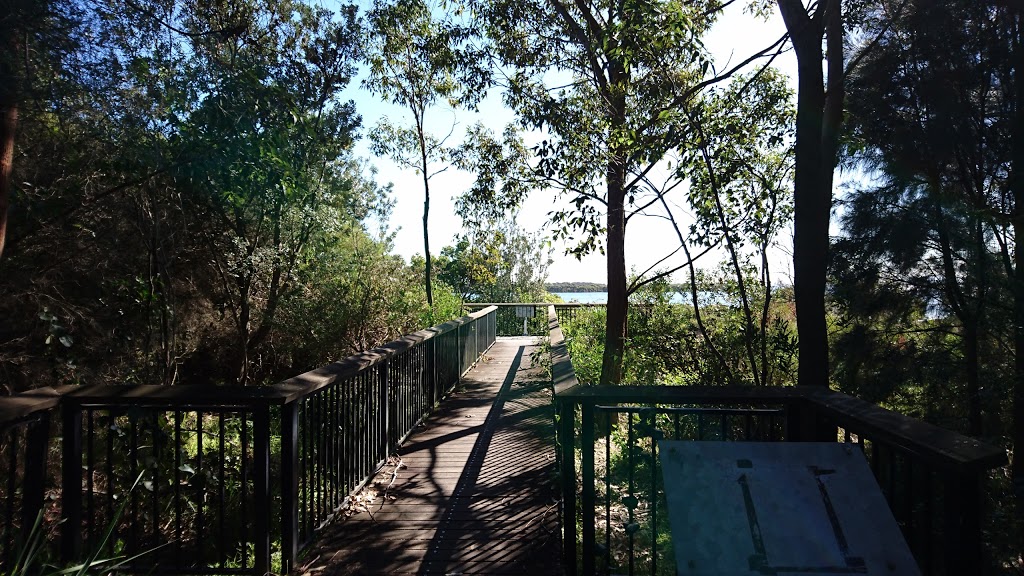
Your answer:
[437,223,551,302]
[774,0,845,388]
[364,0,489,306]
[473,0,786,385]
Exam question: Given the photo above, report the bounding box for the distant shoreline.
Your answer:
[546,282,688,293]
[545,282,607,293]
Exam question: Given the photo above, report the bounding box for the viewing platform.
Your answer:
[0,304,1009,576]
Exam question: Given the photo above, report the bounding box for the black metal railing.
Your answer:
[546,305,1007,576]
[466,303,604,336]
[0,306,497,575]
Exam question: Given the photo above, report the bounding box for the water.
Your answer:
[553,291,692,304]
[554,292,608,303]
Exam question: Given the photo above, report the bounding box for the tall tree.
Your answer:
[364,0,489,306]
[473,0,786,385]
[775,0,844,388]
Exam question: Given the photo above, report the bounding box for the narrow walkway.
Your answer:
[300,337,561,575]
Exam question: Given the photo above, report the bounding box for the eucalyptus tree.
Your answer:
[470,0,788,385]
[681,69,795,387]
[363,0,490,306]
[769,0,845,389]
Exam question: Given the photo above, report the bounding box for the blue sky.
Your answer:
[347,1,799,283]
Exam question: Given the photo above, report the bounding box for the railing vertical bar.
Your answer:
[130,412,139,555]
[300,399,308,540]
[22,413,49,559]
[604,433,611,572]
[627,411,635,575]
[281,402,298,573]
[196,411,205,558]
[218,412,227,569]
[253,405,271,576]
[241,410,249,570]
[581,402,595,576]
[651,435,657,576]
[85,411,94,544]
[61,402,83,563]
[4,426,18,564]
[558,398,577,576]
[174,410,182,566]
[923,467,933,575]
[151,413,160,547]
[380,359,390,461]
[332,382,340,512]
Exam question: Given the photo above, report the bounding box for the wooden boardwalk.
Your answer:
[299,337,562,575]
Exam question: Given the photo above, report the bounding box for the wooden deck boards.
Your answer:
[299,338,561,575]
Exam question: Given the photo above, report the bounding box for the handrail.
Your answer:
[272,305,497,404]
[547,305,580,395]
[0,306,499,576]
[8,306,499,412]
[545,305,1008,576]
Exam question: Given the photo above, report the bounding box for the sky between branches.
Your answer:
[349,0,806,283]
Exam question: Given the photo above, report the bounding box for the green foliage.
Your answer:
[0,0,441,391]
[436,220,551,303]
[561,275,796,387]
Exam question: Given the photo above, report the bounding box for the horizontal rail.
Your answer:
[0,306,499,576]
[547,304,1008,576]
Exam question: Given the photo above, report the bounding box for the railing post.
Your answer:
[280,403,299,574]
[22,412,50,540]
[457,323,463,378]
[380,359,391,455]
[60,401,83,564]
[581,401,596,576]
[426,337,437,407]
[558,398,578,576]
[944,470,982,573]
[253,405,271,576]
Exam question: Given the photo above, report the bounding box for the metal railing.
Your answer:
[465,303,604,336]
[0,306,497,575]
[547,305,1007,576]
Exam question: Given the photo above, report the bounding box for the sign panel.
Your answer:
[515,305,536,318]
[658,441,919,575]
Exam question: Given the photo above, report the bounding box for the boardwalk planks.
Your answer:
[301,338,562,575]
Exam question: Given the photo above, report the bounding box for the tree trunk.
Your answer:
[0,16,20,262]
[1012,9,1024,494]
[778,0,842,389]
[600,61,628,388]
[601,161,627,387]
[418,119,434,307]
[0,100,15,261]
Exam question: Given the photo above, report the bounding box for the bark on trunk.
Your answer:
[0,101,14,261]
[599,61,628,389]
[1012,10,1024,493]
[0,18,20,262]
[778,0,842,388]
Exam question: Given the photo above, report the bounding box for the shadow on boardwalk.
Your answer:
[297,338,562,575]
